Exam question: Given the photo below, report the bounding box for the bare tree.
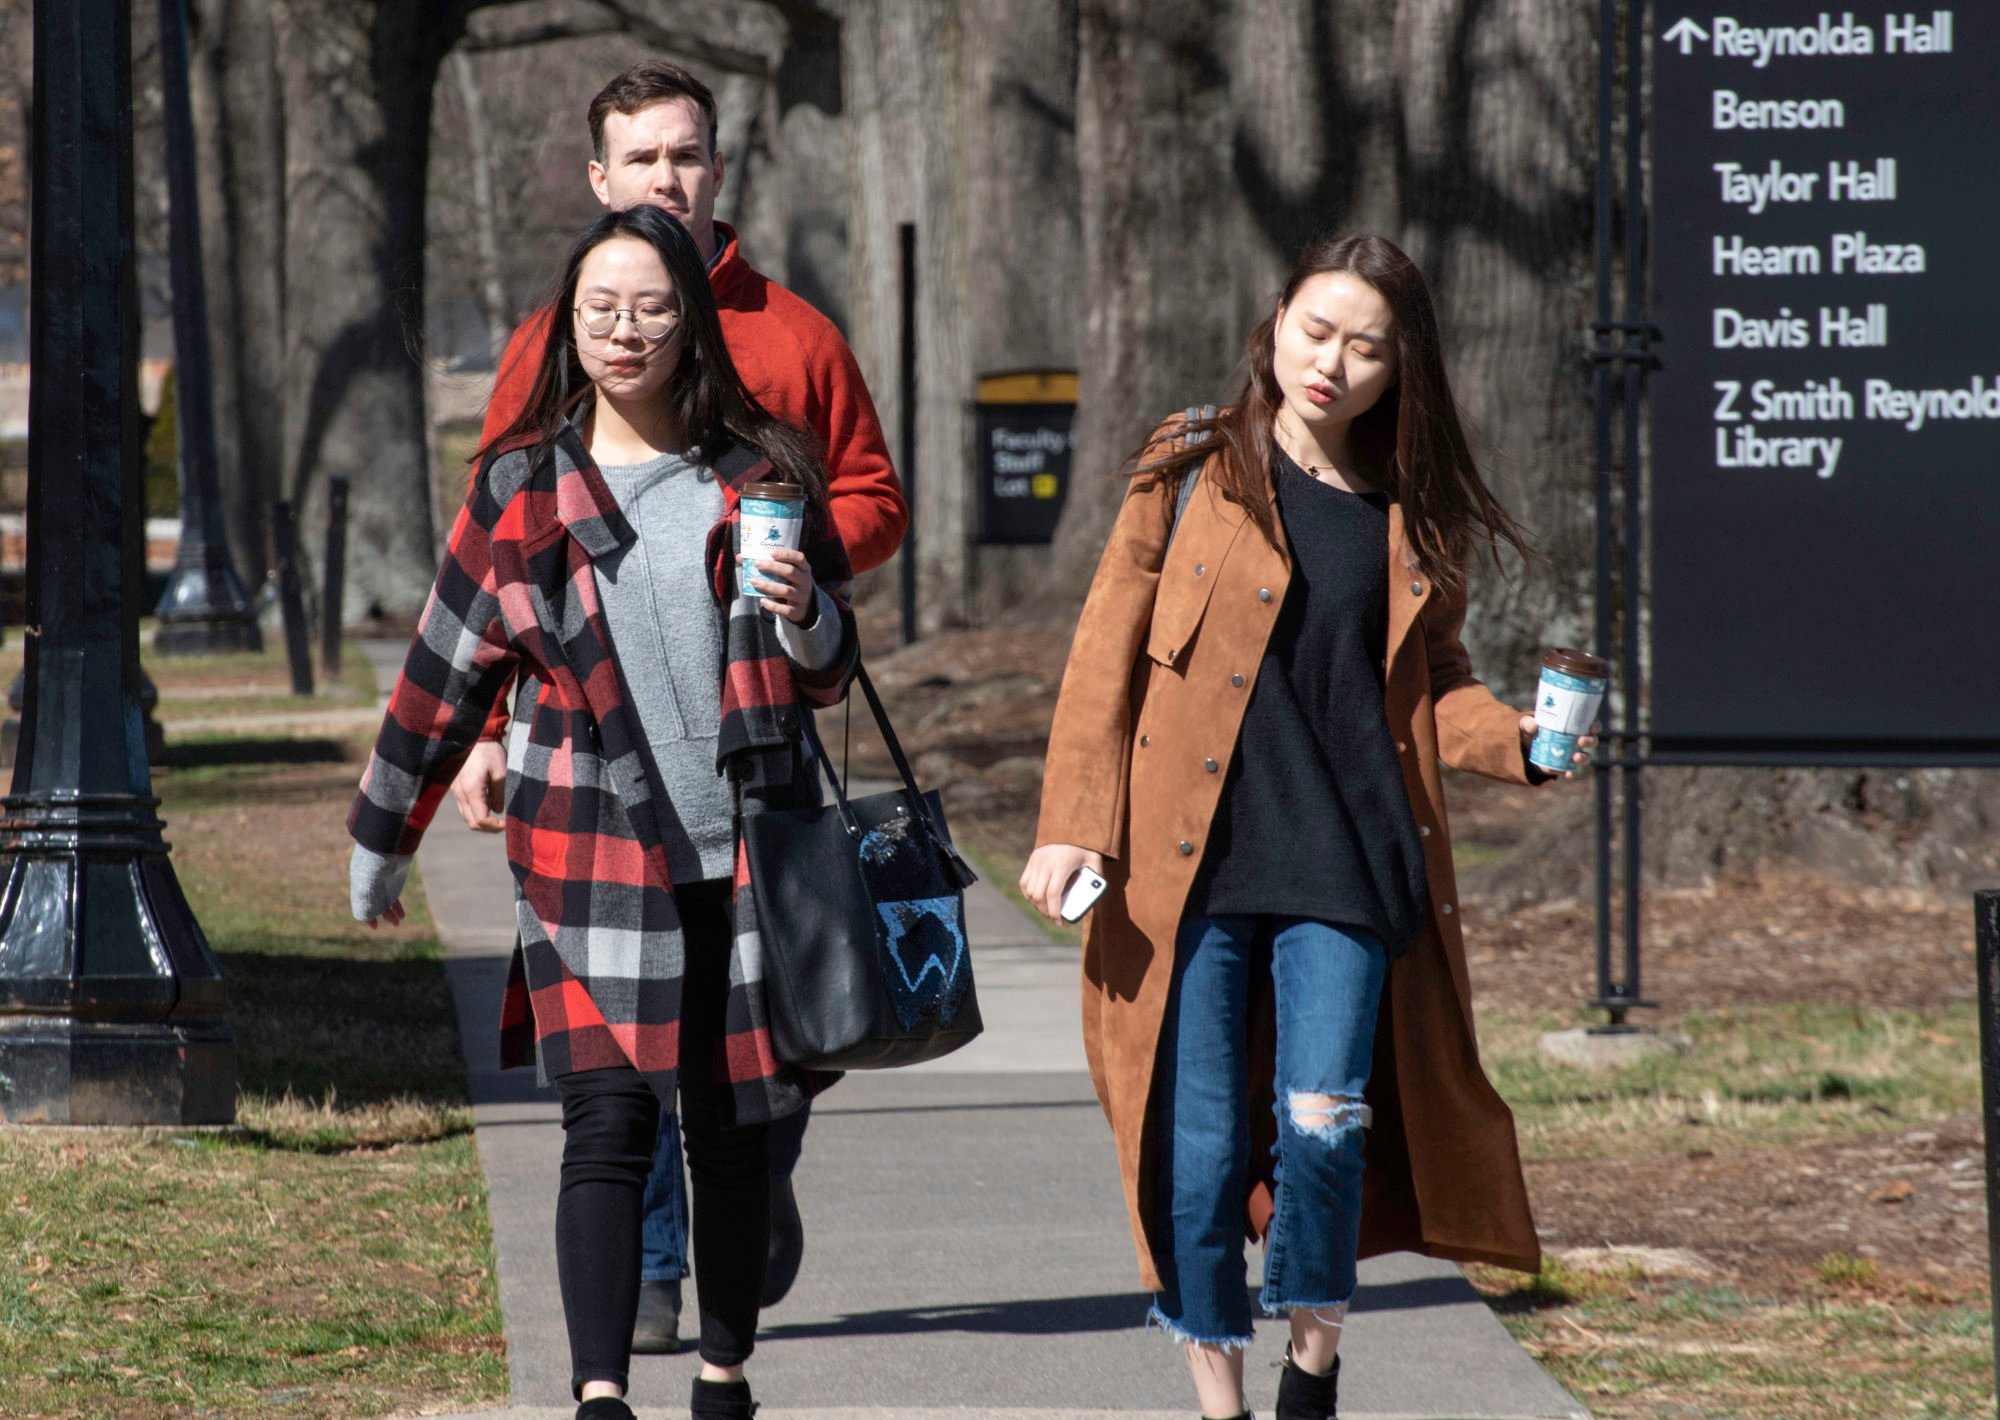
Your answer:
[1051,0,1598,693]
[446,51,514,357]
[188,0,287,590]
[180,0,778,624]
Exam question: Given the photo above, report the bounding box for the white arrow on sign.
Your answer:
[1662,17,1709,54]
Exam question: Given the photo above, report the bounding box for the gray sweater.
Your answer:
[350,447,840,919]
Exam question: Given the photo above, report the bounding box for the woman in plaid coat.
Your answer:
[348,205,853,1420]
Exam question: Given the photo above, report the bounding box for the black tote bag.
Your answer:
[744,663,984,1070]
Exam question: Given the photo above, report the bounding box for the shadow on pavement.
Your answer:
[760,1270,1486,1343]
[759,1290,1150,1339]
[1350,1271,1485,1314]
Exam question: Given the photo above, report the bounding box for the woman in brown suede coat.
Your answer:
[1022,234,1592,1420]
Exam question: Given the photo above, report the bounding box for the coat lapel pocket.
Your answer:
[1145,480,1248,668]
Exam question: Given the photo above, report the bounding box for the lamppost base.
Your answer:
[153,614,264,657]
[0,795,237,1126]
[152,560,264,657]
[0,1017,235,1125]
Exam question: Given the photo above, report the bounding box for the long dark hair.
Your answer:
[1132,232,1530,588]
[478,205,827,501]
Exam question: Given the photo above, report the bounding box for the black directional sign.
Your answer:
[1649,5,2000,749]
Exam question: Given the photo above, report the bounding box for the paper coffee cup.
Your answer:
[1529,647,1609,774]
[736,481,805,597]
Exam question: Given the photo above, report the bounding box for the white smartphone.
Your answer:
[1059,866,1108,923]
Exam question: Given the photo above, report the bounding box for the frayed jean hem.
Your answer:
[1145,1303,1254,1352]
[1259,1292,1354,1322]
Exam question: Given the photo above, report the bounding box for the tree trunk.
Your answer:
[955,0,1082,620]
[727,4,848,327]
[1387,0,1598,690]
[1052,0,1254,613]
[187,0,285,591]
[841,0,970,631]
[446,50,512,358]
[1054,0,1596,697]
[272,0,448,624]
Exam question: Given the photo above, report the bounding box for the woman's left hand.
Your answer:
[1519,715,1601,780]
[751,547,818,625]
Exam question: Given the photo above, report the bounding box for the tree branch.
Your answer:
[458,15,626,53]
[580,0,769,75]
[740,0,838,41]
[456,0,769,75]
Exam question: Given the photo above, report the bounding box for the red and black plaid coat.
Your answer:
[350,423,854,1125]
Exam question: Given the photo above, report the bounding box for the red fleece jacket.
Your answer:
[479,223,906,572]
[474,224,905,742]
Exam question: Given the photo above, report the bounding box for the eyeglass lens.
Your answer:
[577,302,677,340]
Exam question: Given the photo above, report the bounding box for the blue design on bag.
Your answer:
[857,812,971,1030]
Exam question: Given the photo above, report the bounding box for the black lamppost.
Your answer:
[0,0,234,1124]
[151,0,261,655]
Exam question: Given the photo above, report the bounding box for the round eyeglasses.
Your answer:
[574,300,680,341]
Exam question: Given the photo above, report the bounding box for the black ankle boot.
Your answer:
[1275,1347,1339,1420]
[691,1375,758,1420]
[575,1397,636,1420]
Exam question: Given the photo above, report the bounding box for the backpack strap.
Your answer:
[1169,404,1219,544]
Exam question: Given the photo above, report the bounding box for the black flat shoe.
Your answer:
[630,1277,682,1354]
[761,1176,804,1308]
[576,1396,636,1420]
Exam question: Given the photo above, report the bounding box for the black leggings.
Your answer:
[553,880,772,1394]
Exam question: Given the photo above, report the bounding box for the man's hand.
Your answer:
[1019,843,1106,922]
[451,740,508,832]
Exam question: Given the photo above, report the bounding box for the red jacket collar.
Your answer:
[707,222,751,301]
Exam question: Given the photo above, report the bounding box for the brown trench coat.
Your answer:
[1036,423,1543,1290]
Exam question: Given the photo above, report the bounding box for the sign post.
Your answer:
[1586,3,2000,1024]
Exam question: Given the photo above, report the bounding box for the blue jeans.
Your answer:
[640,1098,812,1284]
[1149,914,1387,1347]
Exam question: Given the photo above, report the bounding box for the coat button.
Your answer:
[1419,824,1431,838]
[1410,581,1424,596]
[1440,902,1454,915]
[1195,563,1206,577]
[1395,740,1408,752]
[1140,734,1150,747]
[1258,587,1272,602]
[1231,673,1245,687]
[1204,758,1218,772]
[1167,648,1177,663]
[1178,840,1194,856]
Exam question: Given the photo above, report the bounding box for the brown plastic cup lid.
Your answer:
[742,481,804,502]
[1542,646,1609,679]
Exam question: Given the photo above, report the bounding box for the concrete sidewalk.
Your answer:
[358,644,1583,1420]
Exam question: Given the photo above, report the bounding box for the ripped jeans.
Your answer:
[1149,914,1386,1348]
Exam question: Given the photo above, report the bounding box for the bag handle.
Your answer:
[797,660,979,887]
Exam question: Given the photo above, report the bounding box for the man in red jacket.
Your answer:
[448,60,905,1356]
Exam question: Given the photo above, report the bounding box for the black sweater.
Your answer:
[1189,448,1428,954]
